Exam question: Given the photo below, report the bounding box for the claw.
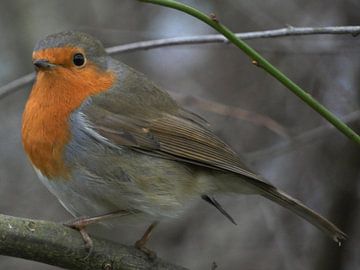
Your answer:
[135,239,157,260]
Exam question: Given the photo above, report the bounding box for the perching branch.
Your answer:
[0,214,188,270]
[139,0,360,144]
[1,26,359,99]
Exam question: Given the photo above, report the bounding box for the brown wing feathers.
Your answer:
[83,103,347,244]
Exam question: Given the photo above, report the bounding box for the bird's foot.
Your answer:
[63,217,94,257]
[134,221,159,260]
[63,211,132,257]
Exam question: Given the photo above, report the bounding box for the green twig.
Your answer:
[139,0,360,145]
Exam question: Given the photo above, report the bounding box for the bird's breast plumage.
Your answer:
[22,55,116,179]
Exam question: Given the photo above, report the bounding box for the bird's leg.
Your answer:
[77,227,93,253]
[135,221,159,259]
[64,210,131,254]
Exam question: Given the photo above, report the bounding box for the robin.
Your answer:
[22,31,346,255]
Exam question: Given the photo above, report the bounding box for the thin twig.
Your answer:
[0,73,35,99]
[247,110,360,162]
[174,93,289,138]
[106,26,360,54]
[1,26,360,99]
[0,214,188,270]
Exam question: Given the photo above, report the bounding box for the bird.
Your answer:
[22,31,346,255]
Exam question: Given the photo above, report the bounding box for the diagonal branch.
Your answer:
[139,0,360,144]
[0,214,188,270]
[1,26,359,99]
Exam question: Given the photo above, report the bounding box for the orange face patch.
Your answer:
[22,47,116,179]
[32,47,86,68]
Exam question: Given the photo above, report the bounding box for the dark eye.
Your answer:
[73,53,85,67]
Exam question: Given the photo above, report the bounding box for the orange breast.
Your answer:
[22,52,116,179]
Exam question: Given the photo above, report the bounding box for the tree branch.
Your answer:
[0,214,188,270]
[0,72,35,99]
[106,26,360,54]
[1,26,359,99]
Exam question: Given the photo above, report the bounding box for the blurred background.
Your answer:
[0,0,359,269]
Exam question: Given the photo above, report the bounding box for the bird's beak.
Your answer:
[32,59,57,70]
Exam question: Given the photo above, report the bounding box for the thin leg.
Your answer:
[64,210,131,254]
[78,227,93,253]
[135,221,159,259]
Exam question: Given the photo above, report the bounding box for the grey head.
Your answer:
[33,31,109,70]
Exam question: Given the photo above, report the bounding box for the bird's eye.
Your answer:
[73,53,86,67]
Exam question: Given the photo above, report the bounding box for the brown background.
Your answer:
[0,0,359,269]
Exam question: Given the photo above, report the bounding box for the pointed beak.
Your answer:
[33,59,57,70]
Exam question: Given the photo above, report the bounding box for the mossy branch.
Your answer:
[139,0,360,145]
[0,214,188,270]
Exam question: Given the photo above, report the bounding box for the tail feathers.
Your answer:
[251,180,347,245]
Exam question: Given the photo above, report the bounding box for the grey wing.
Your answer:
[78,102,261,179]
[74,64,270,187]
